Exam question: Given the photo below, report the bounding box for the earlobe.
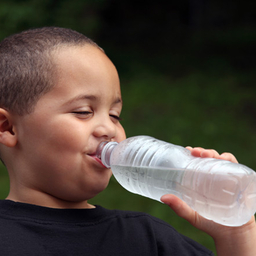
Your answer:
[0,108,17,147]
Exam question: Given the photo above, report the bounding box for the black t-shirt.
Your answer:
[0,200,214,255]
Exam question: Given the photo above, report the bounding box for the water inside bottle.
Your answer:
[111,164,256,226]
[111,165,185,201]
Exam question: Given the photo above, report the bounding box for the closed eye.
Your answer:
[72,111,92,115]
[72,111,93,119]
[110,114,122,121]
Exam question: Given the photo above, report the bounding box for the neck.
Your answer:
[6,189,95,209]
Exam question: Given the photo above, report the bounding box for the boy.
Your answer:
[0,27,255,255]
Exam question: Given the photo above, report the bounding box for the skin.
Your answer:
[0,44,255,255]
[0,45,126,208]
[161,147,256,256]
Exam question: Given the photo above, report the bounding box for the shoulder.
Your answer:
[101,207,214,256]
[110,207,176,231]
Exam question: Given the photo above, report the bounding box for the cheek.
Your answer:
[116,125,126,142]
[48,124,85,152]
[29,116,86,154]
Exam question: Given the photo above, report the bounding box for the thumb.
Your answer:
[161,194,201,227]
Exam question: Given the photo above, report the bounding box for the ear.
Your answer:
[0,108,17,147]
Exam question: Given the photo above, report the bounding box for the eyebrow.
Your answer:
[63,94,123,106]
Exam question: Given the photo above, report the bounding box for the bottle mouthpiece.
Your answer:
[96,141,118,168]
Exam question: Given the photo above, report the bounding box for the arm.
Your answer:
[161,147,256,256]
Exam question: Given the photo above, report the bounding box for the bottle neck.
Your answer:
[96,141,118,168]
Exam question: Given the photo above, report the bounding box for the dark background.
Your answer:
[0,1,256,253]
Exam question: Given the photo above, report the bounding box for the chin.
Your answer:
[90,178,112,198]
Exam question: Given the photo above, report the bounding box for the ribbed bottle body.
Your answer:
[102,136,256,226]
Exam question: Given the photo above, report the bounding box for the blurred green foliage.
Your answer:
[1,1,256,254]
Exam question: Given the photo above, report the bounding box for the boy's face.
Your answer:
[11,45,126,208]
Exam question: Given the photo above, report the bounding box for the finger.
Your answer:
[186,147,238,163]
[161,194,199,225]
[200,149,220,158]
[219,152,238,163]
[188,147,220,158]
[188,147,204,157]
[161,194,218,235]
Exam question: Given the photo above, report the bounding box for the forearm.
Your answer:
[214,216,256,256]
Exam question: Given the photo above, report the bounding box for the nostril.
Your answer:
[93,122,116,140]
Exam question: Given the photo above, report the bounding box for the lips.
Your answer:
[87,141,110,168]
[88,153,107,168]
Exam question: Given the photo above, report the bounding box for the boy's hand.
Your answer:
[186,146,238,163]
[161,147,256,256]
[161,147,239,235]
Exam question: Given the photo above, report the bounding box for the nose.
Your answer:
[93,115,117,140]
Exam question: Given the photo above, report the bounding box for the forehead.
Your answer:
[53,44,117,78]
[40,45,121,104]
[53,44,118,83]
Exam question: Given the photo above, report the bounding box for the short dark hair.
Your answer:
[0,27,99,115]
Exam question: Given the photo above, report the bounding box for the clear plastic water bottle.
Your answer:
[96,135,256,226]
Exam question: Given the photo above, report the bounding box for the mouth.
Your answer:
[87,153,107,168]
